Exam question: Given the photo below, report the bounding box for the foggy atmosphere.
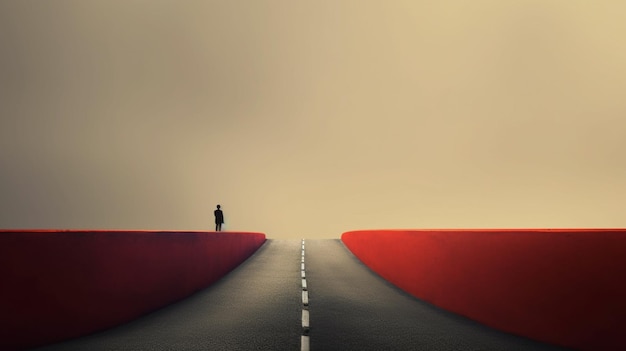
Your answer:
[1,1,625,239]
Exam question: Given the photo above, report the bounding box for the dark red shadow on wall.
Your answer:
[0,230,266,351]
[341,229,626,351]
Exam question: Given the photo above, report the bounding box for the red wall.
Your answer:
[341,229,626,351]
[0,230,266,351]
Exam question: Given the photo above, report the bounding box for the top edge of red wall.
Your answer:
[0,229,266,235]
[343,228,626,233]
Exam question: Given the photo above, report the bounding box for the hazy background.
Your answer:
[1,1,625,239]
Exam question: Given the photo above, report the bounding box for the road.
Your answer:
[34,239,570,351]
[304,239,569,351]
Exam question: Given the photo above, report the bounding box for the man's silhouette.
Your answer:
[214,205,224,231]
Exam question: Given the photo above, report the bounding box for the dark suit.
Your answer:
[214,209,224,231]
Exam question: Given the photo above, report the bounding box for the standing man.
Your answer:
[214,204,224,231]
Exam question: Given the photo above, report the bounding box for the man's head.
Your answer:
[217,204,221,209]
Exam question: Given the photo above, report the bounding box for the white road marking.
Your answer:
[301,239,310,351]
[302,309,310,329]
[301,335,310,351]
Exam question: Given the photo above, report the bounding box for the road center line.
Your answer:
[301,335,310,351]
[302,309,310,330]
[301,239,309,351]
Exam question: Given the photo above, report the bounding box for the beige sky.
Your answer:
[1,1,625,239]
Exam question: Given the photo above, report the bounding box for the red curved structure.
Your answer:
[0,230,266,351]
[341,229,626,351]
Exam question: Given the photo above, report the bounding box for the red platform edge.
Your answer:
[341,229,626,351]
[0,230,266,350]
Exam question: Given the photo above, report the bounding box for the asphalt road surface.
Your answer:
[34,239,303,351]
[33,239,570,351]
[304,239,569,351]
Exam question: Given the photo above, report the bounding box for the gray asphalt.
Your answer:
[32,239,571,351]
[305,239,570,351]
[33,239,303,351]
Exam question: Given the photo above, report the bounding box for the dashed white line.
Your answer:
[301,239,309,351]
[301,335,310,351]
[302,309,310,329]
